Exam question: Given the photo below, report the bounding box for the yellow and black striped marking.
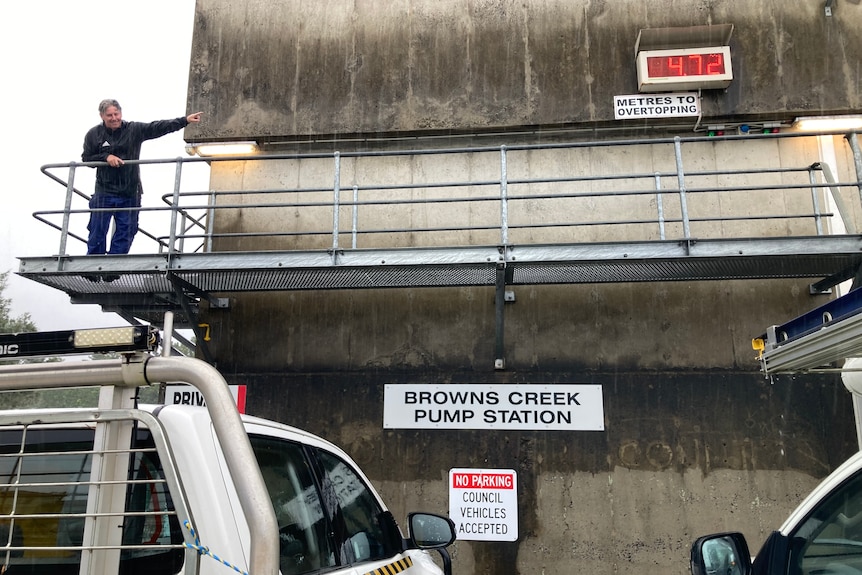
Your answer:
[362,555,414,575]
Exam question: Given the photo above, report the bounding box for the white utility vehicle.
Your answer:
[690,450,862,575]
[0,325,456,575]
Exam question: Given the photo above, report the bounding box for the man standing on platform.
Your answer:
[82,99,202,254]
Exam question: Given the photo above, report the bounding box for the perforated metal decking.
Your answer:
[19,235,862,329]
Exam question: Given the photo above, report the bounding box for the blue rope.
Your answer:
[183,520,249,575]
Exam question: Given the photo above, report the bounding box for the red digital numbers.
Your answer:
[647,52,725,78]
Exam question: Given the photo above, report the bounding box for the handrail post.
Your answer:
[59,163,77,258]
[500,145,509,246]
[178,213,188,253]
[206,190,216,253]
[818,161,856,234]
[352,185,359,249]
[654,172,666,240]
[848,132,862,206]
[673,137,692,241]
[808,166,825,235]
[332,152,341,262]
[168,158,184,255]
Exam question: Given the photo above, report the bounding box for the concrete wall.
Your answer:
[187,1,862,574]
[186,0,862,142]
[204,280,834,373]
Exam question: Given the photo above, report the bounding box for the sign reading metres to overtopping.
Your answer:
[613,93,700,120]
[449,468,518,542]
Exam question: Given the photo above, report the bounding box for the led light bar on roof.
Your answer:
[0,326,159,360]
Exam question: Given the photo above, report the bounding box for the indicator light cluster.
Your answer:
[706,124,782,137]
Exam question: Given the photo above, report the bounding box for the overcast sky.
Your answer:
[0,1,208,331]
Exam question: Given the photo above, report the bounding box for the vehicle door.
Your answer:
[242,423,445,575]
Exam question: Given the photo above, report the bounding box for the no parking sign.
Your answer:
[448,468,518,542]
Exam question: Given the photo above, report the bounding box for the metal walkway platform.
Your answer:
[19,235,862,327]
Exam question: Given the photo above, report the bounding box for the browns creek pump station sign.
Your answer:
[383,384,604,431]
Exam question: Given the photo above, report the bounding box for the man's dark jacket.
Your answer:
[82,118,189,197]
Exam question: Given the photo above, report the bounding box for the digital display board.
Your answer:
[637,46,733,92]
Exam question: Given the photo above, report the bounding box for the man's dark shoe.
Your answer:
[83,274,101,283]
[101,274,121,283]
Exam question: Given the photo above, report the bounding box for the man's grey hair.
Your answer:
[98,99,121,114]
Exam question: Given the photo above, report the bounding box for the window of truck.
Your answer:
[313,448,401,565]
[786,471,862,575]
[248,435,403,574]
[249,434,336,575]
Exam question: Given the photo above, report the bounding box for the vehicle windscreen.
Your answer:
[787,472,862,575]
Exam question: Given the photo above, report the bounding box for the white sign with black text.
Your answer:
[164,384,247,414]
[449,468,518,542]
[613,92,700,119]
[383,384,604,430]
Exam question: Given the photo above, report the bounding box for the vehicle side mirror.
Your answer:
[691,532,751,575]
[407,512,456,549]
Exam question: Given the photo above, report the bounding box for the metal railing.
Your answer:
[36,131,862,259]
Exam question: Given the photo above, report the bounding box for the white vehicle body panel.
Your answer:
[691,448,862,575]
[776,450,862,536]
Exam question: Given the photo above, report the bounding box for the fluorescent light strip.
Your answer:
[186,141,259,157]
[794,115,862,132]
